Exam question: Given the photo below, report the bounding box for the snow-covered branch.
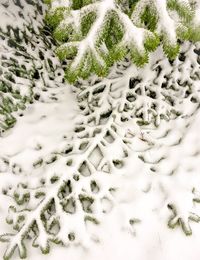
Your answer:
[46,0,200,82]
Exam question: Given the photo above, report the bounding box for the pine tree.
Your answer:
[45,0,200,83]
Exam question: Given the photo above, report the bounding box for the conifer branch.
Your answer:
[46,0,200,82]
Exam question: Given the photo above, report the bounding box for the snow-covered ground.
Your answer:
[0,74,200,260]
[1,1,200,260]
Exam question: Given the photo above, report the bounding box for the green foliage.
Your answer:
[130,47,148,67]
[109,44,127,64]
[65,48,109,83]
[45,7,68,29]
[187,27,200,42]
[144,33,160,52]
[44,0,51,4]
[167,0,194,23]
[103,11,124,50]
[163,41,180,60]
[177,25,200,42]
[72,0,94,10]
[72,0,83,10]
[56,43,78,60]
[141,5,158,31]
[45,0,200,82]
[81,11,97,37]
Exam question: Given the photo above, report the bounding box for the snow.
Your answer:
[1,99,200,260]
[1,0,200,260]
[0,87,77,175]
[156,0,177,44]
[52,0,71,8]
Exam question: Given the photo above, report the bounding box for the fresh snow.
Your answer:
[1,1,200,260]
[0,64,200,260]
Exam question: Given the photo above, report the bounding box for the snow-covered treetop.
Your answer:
[45,0,200,82]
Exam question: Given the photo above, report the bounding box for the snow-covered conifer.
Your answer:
[45,0,200,82]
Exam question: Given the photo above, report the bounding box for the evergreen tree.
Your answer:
[45,0,200,83]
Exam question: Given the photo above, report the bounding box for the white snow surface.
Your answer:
[0,73,200,260]
[1,1,200,260]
